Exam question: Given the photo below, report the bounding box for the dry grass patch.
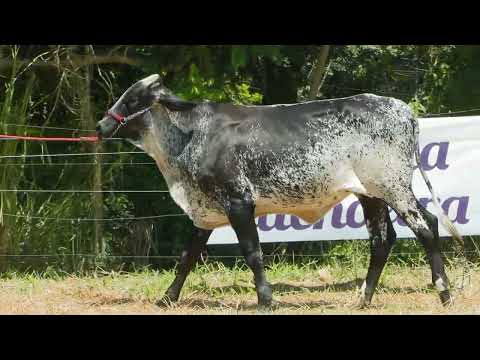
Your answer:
[0,261,478,315]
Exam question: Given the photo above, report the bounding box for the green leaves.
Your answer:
[225,83,263,105]
[230,45,283,72]
[249,45,282,61]
[231,46,248,72]
[1,44,477,272]
[172,63,262,105]
[408,96,428,116]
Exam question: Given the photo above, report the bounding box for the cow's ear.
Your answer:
[150,85,197,112]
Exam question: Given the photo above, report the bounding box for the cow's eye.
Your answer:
[128,99,139,109]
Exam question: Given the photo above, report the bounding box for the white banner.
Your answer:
[208,116,480,245]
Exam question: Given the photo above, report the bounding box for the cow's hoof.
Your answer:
[439,290,454,307]
[353,302,369,310]
[257,283,273,306]
[353,296,371,310]
[257,300,277,313]
[155,295,178,308]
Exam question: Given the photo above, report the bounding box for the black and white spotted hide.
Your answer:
[96,74,463,309]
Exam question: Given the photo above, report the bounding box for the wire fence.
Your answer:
[0,111,479,279]
[0,161,156,167]
[0,151,146,159]
[422,108,480,117]
[0,123,98,133]
[0,189,169,193]
[0,250,477,259]
[1,103,480,138]
[2,212,187,221]
[0,137,121,141]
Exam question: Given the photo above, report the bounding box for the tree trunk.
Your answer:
[308,45,331,100]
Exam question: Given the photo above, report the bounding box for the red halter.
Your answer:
[107,110,127,125]
[107,106,151,126]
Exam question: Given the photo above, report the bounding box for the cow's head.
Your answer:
[96,74,196,141]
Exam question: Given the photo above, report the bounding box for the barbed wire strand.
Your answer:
[1,212,187,221]
[0,151,146,159]
[0,189,169,193]
[0,137,122,141]
[422,108,480,117]
[0,250,476,258]
[1,106,480,136]
[0,123,97,133]
[0,162,156,166]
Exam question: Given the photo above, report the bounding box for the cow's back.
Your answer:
[201,93,415,180]
[175,94,416,228]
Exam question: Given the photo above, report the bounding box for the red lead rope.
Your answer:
[0,107,148,143]
[0,134,99,142]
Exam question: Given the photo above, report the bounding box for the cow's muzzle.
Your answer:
[96,117,118,140]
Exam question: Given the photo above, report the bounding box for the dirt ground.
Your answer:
[0,263,478,315]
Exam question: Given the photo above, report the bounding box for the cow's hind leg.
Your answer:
[356,195,397,308]
[226,194,272,309]
[381,188,452,306]
[156,227,211,306]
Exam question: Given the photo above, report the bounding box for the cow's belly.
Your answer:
[254,189,351,224]
[251,162,368,224]
[168,166,368,230]
[177,192,357,231]
[187,189,352,230]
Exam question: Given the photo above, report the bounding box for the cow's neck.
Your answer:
[137,107,194,184]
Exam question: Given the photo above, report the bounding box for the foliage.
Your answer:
[0,47,36,269]
[0,44,478,272]
[319,45,462,115]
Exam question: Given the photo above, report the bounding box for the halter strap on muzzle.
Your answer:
[107,106,152,127]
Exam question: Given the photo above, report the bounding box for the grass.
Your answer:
[0,259,478,314]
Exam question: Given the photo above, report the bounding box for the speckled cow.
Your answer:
[96,74,463,309]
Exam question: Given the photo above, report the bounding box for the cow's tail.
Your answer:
[412,118,464,249]
[412,117,469,293]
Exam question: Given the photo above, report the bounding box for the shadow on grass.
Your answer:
[88,297,138,306]
[273,280,430,295]
[176,298,337,312]
[208,278,432,296]
[89,278,433,310]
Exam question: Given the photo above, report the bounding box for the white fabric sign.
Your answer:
[208,116,480,245]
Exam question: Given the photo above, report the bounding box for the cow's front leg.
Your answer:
[226,195,272,308]
[156,227,211,306]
